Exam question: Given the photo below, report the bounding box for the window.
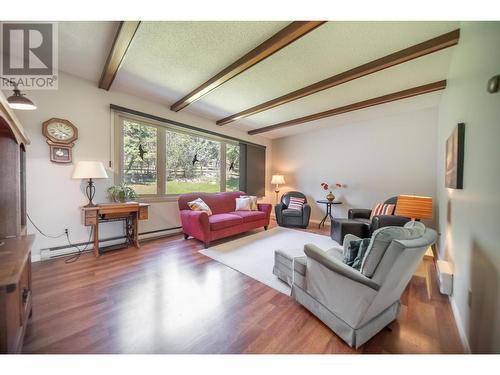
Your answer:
[116,114,240,197]
[225,143,240,192]
[122,119,157,195]
[165,130,221,194]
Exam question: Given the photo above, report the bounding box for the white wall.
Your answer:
[436,22,500,353]
[271,106,439,224]
[6,72,272,261]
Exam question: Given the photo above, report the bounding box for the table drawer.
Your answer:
[84,216,97,226]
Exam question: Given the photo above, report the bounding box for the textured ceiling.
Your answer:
[57,21,460,139]
[113,21,287,103]
[58,21,120,83]
[190,21,458,120]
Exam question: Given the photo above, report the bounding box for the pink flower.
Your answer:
[321,182,342,191]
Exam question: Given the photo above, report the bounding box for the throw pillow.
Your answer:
[370,203,395,220]
[235,197,252,211]
[343,238,371,271]
[360,224,424,277]
[288,196,305,211]
[187,198,213,216]
[240,195,258,211]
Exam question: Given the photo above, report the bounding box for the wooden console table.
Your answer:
[81,202,150,257]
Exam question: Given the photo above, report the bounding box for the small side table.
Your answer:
[81,202,150,257]
[316,200,342,228]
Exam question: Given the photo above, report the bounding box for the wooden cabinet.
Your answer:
[0,235,34,353]
[0,90,33,353]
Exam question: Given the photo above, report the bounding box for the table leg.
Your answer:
[327,204,334,222]
[133,212,140,249]
[318,212,328,228]
[319,203,334,228]
[93,222,100,257]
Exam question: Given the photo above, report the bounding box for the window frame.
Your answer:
[113,112,239,201]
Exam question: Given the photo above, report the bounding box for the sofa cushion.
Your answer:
[288,196,305,211]
[208,213,243,231]
[282,208,302,217]
[187,197,213,216]
[370,203,395,220]
[178,191,247,214]
[360,223,425,277]
[230,210,267,223]
[235,197,252,211]
[240,195,258,210]
[343,238,371,270]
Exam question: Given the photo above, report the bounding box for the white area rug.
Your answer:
[199,227,340,295]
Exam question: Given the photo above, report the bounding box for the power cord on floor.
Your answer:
[63,227,93,263]
[27,212,93,263]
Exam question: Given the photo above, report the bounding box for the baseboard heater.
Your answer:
[40,226,182,261]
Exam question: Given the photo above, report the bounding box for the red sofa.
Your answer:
[178,191,272,248]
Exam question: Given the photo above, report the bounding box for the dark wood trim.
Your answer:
[109,104,266,149]
[218,29,460,126]
[170,21,326,112]
[99,21,141,90]
[248,80,447,135]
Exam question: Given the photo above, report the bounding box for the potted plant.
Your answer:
[107,184,138,203]
[320,182,342,202]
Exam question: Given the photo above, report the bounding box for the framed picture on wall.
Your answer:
[49,144,72,163]
[445,123,465,189]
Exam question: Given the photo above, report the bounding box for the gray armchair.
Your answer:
[275,191,311,228]
[291,221,437,348]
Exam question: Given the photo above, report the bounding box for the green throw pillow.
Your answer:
[343,238,371,271]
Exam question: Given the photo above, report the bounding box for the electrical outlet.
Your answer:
[65,228,69,235]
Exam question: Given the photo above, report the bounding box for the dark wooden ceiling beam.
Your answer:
[170,21,326,112]
[219,29,460,126]
[99,21,141,90]
[248,80,447,135]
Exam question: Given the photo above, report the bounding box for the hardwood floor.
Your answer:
[23,221,464,354]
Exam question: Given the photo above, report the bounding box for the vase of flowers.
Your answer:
[321,182,342,202]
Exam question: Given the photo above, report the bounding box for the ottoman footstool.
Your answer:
[273,248,306,287]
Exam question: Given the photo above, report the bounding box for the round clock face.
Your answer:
[47,121,75,141]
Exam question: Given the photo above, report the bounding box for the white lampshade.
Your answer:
[271,175,285,185]
[72,161,109,179]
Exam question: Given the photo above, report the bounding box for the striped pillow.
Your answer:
[370,203,395,220]
[288,196,305,211]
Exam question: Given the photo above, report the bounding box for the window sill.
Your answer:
[138,195,179,204]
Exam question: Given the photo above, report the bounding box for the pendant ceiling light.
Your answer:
[7,86,37,110]
[1,78,37,110]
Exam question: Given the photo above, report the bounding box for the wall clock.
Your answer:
[42,118,78,163]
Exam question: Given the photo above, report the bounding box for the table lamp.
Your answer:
[271,175,285,203]
[395,195,433,221]
[72,161,109,207]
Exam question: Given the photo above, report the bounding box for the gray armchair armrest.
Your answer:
[274,203,285,225]
[348,208,372,220]
[304,244,380,291]
[302,204,311,226]
[294,255,307,276]
[371,215,410,231]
